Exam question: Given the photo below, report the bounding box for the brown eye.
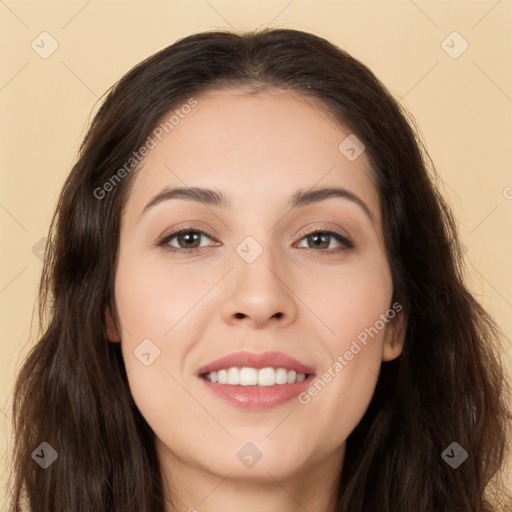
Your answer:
[174,231,202,249]
[295,229,354,253]
[158,229,215,253]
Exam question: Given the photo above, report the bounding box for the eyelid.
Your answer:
[156,227,217,248]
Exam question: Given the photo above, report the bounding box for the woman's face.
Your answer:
[107,88,404,487]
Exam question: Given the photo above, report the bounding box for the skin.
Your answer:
[106,88,405,512]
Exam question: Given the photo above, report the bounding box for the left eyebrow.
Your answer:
[140,185,374,224]
[289,187,374,223]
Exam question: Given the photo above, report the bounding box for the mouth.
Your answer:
[197,351,316,410]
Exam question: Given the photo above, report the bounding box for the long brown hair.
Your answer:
[7,28,511,511]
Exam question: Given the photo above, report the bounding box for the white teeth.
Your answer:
[239,367,258,385]
[275,368,288,384]
[204,367,308,386]
[257,367,275,387]
[227,367,239,385]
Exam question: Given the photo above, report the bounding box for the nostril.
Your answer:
[235,313,245,319]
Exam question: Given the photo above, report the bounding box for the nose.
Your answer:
[220,249,299,329]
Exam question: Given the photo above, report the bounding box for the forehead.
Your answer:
[123,88,381,227]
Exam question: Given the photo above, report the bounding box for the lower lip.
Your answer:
[200,375,315,410]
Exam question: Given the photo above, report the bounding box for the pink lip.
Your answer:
[201,376,315,410]
[196,350,316,375]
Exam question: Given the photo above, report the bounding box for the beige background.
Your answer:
[1,0,511,504]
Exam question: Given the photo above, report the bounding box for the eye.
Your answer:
[156,227,354,255]
[157,228,217,254]
[295,229,354,254]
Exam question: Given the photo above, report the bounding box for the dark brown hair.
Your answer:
[7,27,511,511]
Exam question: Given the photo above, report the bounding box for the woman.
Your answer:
[7,28,511,511]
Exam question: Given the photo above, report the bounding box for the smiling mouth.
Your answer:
[200,367,313,387]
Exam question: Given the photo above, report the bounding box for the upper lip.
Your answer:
[197,351,316,376]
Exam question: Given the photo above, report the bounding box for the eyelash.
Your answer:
[156,226,354,255]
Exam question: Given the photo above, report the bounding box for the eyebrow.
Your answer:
[140,185,374,223]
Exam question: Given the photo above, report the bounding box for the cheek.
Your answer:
[113,255,204,460]
[112,251,217,429]
[296,311,389,453]
[296,254,393,434]
[309,251,393,350]
[113,250,213,342]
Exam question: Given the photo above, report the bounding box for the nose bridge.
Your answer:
[233,232,285,294]
[230,201,280,272]
[221,230,298,326]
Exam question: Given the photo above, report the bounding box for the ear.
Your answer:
[105,304,121,342]
[382,310,405,361]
